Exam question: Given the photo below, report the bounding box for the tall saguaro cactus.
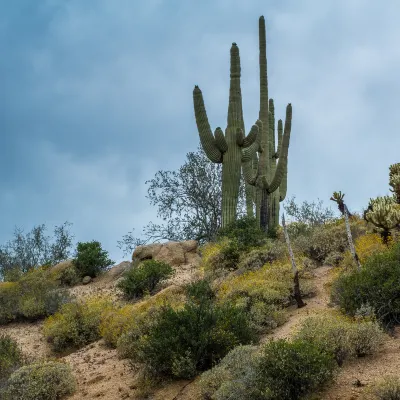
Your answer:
[193,43,259,228]
[242,16,292,232]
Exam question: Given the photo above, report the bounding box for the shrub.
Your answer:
[255,339,336,400]
[3,360,76,400]
[100,285,186,347]
[0,269,70,324]
[217,216,267,251]
[331,242,400,328]
[295,312,384,366]
[49,261,80,287]
[0,334,24,387]
[217,263,314,333]
[292,218,367,265]
[72,240,114,278]
[117,260,174,299]
[43,295,114,352]
[198,345,261,400]
[372,376,400,400]
[354,233,388,264]
[236,241,287,272]
[122,280,255,379]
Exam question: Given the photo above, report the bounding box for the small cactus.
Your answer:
[365,196,400,244]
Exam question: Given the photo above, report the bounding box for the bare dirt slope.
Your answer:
[1,263,400,400]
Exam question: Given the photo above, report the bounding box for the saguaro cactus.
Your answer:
[242,16,292,233]
[193,43,259,228]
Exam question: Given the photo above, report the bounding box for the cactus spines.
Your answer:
[241,16,292,232]
[193,43,259,227]
[365,196,400,244]
[389,163,400,203]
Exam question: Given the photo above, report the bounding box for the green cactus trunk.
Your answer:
[193,43,259,228]
[242,16,292,233]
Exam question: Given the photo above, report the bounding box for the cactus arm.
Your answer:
[193,86,223,163]
[279,164,288,201]
[214,128,228,153]
[275,119,283,158]
[268,103,292,193]
[236,128,244,146]
[243,125,258,148]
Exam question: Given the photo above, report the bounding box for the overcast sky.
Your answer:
[1,0,399,264]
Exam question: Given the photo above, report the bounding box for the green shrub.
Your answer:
[331,242,400,328]
[292,218,367,265]
[117,260,174,299]
[3,360,76,400]
[295,313,384,366]
[198,345,261,400]
[0,269,70,324]
[217,216,267,251]
[256,339,337,400]
[0,334,24,388]
[72,240,114,278]
[237,241,287,272]
[43,295,114,352]
[122,280,255,379]
[372,376,400,400]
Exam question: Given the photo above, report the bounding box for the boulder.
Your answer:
[132,240,199,268]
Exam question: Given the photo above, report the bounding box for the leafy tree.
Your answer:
[73,241,114,278]
[118,147,246,256]
[0,222,74,281]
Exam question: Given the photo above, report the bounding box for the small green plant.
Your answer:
[331,241,400,328]
[0,334,24,388]
[117,260,174,299]
[372,376,400,400]
[3,360,76,400]
[256,339,337,400]
[122,280,255,379]
[72,240,114,278]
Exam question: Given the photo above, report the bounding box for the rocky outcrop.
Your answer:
[132,240,202,285]
[132,240,200,268]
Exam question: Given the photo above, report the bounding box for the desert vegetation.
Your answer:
[1,13,400,400]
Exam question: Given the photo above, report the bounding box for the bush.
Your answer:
[236,241,287,272]
[295,312,384,366]
[198,345,261,400]
[122,280,255,379]
[217,263,314,333]
[255,339,337,400]
[49,261,80,287]
[0,269,70,325]
[72,241,114,278]
[331,242,400,328]
[372,376,400,400]
[117,260,174,299]
[43,295,114,352]
[3,360,76,400]
[292,218,367,265]
[354,233,388,264]
[217,216,267,251]
[0,334,24,388]
[100,285,186,347]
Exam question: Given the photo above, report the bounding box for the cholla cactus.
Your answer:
[330,191,360,269]
[365,196,400,244]
[389,163,400,204]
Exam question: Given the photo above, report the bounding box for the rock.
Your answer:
[82,276,92,285]
[132,240,199,268]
